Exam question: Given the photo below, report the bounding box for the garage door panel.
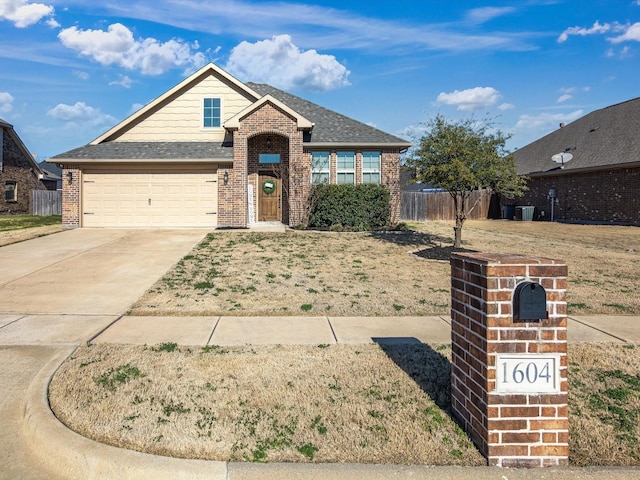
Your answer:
[82,168,218,228]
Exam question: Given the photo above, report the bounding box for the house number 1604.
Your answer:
[496,354,560,394]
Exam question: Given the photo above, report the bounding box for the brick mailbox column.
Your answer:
[450,253,568,467]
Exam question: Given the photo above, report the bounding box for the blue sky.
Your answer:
[1,0,639,160]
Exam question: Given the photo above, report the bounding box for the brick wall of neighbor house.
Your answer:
[229,102,305,227]
[1,131,47,215]
[518,167,639,225]
[61,167,80,227]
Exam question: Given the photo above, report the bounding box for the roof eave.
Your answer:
[49,158,232,165]
[305,142,412,150]
[526,160,640,177]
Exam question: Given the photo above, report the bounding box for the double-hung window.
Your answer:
[203,98,221,128]
[5,181,17,202]
[362,151,381,184]
[336,151,355,184]
[311,151,330,184]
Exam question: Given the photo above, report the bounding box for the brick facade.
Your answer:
[1,127,48,215]
[450,252,568,467]
[225,101,306,228]
[517,166,639,225]
[61,166,80,227]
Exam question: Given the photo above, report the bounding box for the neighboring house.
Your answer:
[38,161,62,190]
[513,98,640,225]
[1,118,57,215]
[51,63,411,228]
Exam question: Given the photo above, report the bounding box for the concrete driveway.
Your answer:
[0,229,207,315]
[0,229,206,479]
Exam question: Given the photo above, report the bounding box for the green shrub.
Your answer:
[308,184,391,230]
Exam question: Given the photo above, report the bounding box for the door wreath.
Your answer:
[262,180,276,195]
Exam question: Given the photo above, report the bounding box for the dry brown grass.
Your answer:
[0,224,64,247]
[49,342,485,465]
[49,342,640,466]
[568,343,640,466]
[129,221,640,317]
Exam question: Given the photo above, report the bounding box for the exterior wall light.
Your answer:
[66,171,73,183]
[223,171,229,185]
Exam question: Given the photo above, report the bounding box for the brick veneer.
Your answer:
[228,101,306,227]
[517,166,639,225]
[1,128,48,215]
[61,166,80,227]
[450,252,568,467]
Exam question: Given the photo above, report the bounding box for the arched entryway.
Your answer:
[247,133,290,224]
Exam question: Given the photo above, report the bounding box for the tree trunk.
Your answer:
[453,224,463,248]
[452,192,467,248]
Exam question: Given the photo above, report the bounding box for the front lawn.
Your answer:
[129,221,640,316]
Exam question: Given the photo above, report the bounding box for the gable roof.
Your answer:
[92,63,261,145]
[514,97,640,176]
[225,94,314,130]
[51,63,411,162]
[0,117,43,174]
[247,83,411,148]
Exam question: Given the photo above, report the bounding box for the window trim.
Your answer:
[5,180,17,202]
[361,151,381,185]
[203,97,222,128]
[336,151,355,185]
[311,151,330,185]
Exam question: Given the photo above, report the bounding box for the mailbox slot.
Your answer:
[513,281,547,321]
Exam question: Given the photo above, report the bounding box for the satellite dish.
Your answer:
[552,152,573,168]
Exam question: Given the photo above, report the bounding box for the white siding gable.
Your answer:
[116,73,255,142]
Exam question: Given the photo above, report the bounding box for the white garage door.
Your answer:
[82,168,218,227]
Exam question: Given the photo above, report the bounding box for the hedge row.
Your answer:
[307,184,391,230]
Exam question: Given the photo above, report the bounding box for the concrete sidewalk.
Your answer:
[5,313,639,479]
[88,314,640,346]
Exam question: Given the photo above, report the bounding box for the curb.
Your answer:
[21,345,228,480]
[18,344,640,480]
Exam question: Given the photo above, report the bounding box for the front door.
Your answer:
[258,173,281,221]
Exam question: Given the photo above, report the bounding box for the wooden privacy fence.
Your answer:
[31,190,62,216]
[400,189,492,222]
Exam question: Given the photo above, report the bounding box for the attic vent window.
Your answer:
[203,98,221,128]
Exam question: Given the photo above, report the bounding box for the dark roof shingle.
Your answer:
[247,83,411,146]
[514,97,640,175]
[52,142,233,160]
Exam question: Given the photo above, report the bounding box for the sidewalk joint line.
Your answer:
[568,316,628,343]
[207,316,221,345]
[87,314,124,344]
[326,316,338,344]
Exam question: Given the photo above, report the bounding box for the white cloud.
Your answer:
[129,103,144,115]
[498,103,515,111]
[46,101,116,126]
[109,75,135,88]
[515,110,584,134]
[0,92,14,113]
[557,94,572,103]
[73,70,90,81]
[58,23,207,75]
[465,7,516,24]
[0,0,55,28]
[609,22,640,43]
[225,34,350,92]
[558,21,614,43]
[435,87,502,111]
